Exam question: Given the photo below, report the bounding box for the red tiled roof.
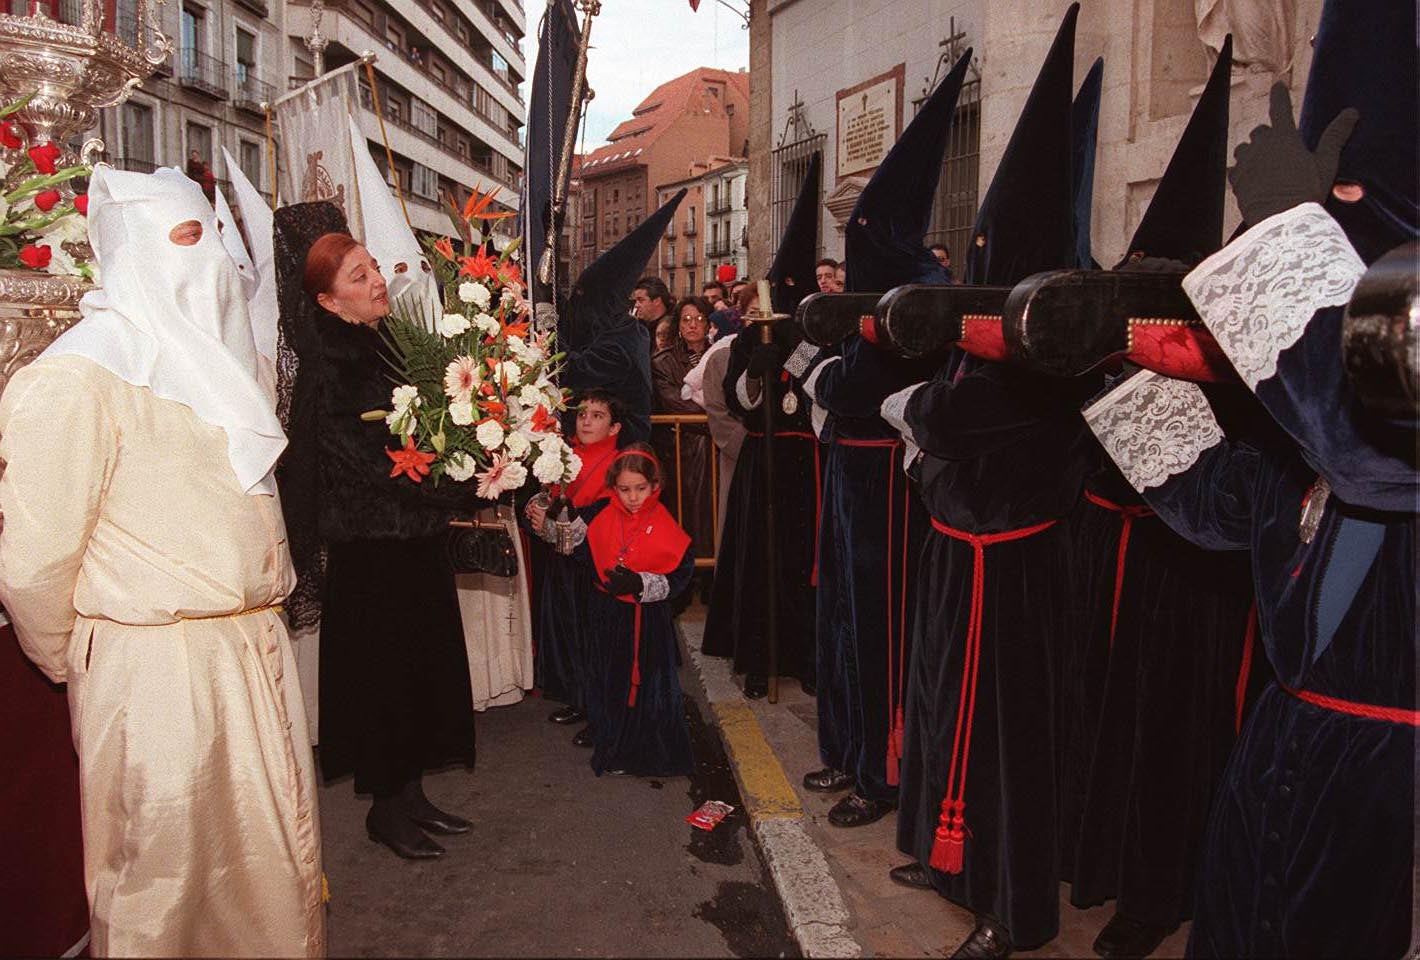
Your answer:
[579,67,748,178]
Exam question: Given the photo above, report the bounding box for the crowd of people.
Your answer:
[0,0,1412,957]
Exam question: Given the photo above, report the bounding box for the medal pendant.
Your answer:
[781,391,799,415]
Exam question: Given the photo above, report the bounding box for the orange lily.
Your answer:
[386,436,436,483]
[502,319,530,339]
[481,400,507,419]
[530,404,557,433]
[432,236,455,261]
[458,245,499,281]
[499,261,525,290]
[462,183,517,222]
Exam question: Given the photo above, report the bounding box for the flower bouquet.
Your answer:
[0,93,93,280]
[372,186,581,500]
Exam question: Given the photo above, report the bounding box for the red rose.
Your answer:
[33,189,60,212]
[18,243,51,269]
[73,193,88,216]
[0,121,23,150]
[28,141,60,174]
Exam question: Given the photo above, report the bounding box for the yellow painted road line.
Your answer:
[712,699,803,822]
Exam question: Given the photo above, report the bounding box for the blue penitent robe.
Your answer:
[561,320,653,444]
[575,499,695,777]
[883,360,1102,951]
[793,335,935,802]
[1086,204,1415,960]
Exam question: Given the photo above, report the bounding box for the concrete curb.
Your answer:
[685,638,863,959]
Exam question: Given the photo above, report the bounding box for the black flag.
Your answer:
[522,0,581,305]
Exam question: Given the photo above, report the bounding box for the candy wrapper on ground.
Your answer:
[685,800,735,831]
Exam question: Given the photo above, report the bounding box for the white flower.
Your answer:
[476,418,506,450]
[564,452,583,483]
[532,448,564,484]
[448,400,475,425]
[492,360,522,387]
[507,335,542,367]
[387,385,421,434]
[458,281,491,308]
[44,243,79,277]
[501,460,528,490]
[517,384,545,409]
[443,356,481,402]
[437,311,471,338]
[504,430,531,459]
[473,312,500,336]
[37,211,87,246]
[537,433,565,458]
[475,453,526,498]
[444,451,478,482]
[391,384,421,413]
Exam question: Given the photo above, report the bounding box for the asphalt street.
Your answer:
[317,640,797,958]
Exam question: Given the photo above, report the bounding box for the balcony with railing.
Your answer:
[705,239,731,259]
[110,156,158,174]
[682,248,697,267]
[233,72,274,114]
[681,219,697,237]
[707,196,732,216]
[177,49,229,100]
[661,245,676,269]
[232,0,269,17]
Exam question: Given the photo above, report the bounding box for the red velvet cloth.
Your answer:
[0,624,88,955]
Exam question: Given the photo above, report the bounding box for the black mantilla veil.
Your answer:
[274,200,351,630]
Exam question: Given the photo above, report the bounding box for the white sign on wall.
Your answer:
[835,64,905,180]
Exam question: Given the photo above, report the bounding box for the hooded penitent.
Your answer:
[522,0,581,305]
[43,165,285,494]
[965,3,1079,287]
[765,152,822,315]
[562,188,686,350]
[1297,0,1417,265]
[843,49,971,294]
[1069,57,1103,270]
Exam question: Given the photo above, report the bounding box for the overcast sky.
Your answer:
[521,0,751,149]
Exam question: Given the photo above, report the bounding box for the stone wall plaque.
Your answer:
[834,64,904,180]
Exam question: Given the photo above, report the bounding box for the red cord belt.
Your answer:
[1280,682,1420,726]
[747,430,823,586]
[1082,491,1154,647]
[926,517,1057,875]
[594,582,645,708]
[836,436,912,785]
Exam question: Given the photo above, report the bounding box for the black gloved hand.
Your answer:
[604,566,643,598]
[1229,83,1358,227]
[747,342,783,379]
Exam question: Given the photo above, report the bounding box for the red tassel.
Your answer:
[891,709,905,756]
[627,660,641,707]
[928,805,966,874]
[885,741,900,786]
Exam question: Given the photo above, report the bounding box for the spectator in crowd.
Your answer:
[702,281,729,311]
[632,276,674,349]
[651,296,716,601]
[834,262,847,291]
[653,317,675,352]
[929,242,955,282]
[814,258,838,294]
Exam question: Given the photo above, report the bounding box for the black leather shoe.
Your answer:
[828,792,895,827]
[366,807,444,860]
[549,705,584,725]
[572,724,594,748]
[802,768,853,793]
[1092,911,1174,959]
[950,917,1013,959]
[743,675,768,699]
[888,861,932,889]
[397,780,472,835]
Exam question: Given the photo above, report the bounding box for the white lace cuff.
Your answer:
[1183,202,1366,391]
[881,382,926,473]
[801,355,840,402]
[1083,370,1225,492]
[735,372,762,410]
[538,517,558,543]
[783,340,821,380]
[639,572,670,603]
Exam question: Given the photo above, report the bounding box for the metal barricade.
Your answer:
[649,412,718,569]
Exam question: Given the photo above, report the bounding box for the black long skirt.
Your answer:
[318,534,476,795]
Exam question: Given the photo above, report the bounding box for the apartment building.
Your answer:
[86,0,525,238]
[654,156,747,299]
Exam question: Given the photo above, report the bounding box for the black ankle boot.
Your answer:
[1092,911,1174,959]
[367,798,444,860]
[397,778,471,835]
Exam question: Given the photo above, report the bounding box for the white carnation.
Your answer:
[532,448,564,483]
[473,312,500,336]
[564,452,583,482]
[518,384,544,408]
[537,433,565,458]
[493,360,522,387]
[444,451,477,482]
[476,418,506,450]
[437,312,471,338]
[458,281,492,308]
[387,385,421,434]
[390,384,420,413]
[448,400,475,425]
[508,335,541,366]
[500,460,528,490]
[504,430,531,459]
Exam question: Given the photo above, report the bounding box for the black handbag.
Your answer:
[446,521,519,578]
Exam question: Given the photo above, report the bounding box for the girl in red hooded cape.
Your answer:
[575,444,695,776]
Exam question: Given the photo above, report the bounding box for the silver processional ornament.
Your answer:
[781,390,798,415]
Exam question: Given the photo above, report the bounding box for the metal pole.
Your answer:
[746,286,783,704]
